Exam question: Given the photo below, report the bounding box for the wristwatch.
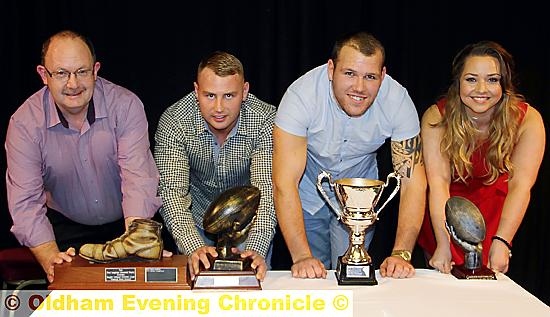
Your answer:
[391,250,412,262]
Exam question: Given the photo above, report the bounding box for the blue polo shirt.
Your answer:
[275,64,419,215]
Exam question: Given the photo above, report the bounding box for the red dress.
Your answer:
[417,100,527,265]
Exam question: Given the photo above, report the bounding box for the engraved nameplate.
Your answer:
[346,265,370,278]
[105,268,137,282]
[192,270,261,290]
[145,267,178,283]
[194,275,258,288]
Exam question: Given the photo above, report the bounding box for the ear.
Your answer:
[93,61,101,79]
[327,59,335,81]
[36,65,49,85]
[193,81,199,95]
[381,66,387,81]
[242,81,250,100]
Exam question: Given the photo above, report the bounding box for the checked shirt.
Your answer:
[154,92,277,257]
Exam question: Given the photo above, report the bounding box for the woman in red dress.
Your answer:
[417,41,545,274]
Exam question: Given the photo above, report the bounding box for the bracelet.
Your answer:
[492,235,513,258]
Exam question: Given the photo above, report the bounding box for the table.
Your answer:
[263,269,550,317]
[23,268,550,317]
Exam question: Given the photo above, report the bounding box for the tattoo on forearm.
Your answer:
[391,135,423,178]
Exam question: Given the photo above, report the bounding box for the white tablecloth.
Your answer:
[263,269,550,317]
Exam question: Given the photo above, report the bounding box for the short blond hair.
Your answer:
[197,51,244,78]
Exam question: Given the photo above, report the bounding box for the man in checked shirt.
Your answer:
[154,51,276,281]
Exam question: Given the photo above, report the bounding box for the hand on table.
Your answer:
[188,246,217,280]
[31,241,76,283]
[380,255,415,278]
[429,246,454,274]
[239,249,267,281]
[291,256,327,279]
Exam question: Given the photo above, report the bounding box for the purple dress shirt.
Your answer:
[5,77,161,247]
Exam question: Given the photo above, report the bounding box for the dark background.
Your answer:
[2,0,548,305]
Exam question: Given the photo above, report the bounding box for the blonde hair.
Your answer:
[197,51,244,78]
[437,41,524,185]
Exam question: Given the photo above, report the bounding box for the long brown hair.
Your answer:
[437,41,524,184]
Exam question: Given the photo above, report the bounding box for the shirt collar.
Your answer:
[203,115,240,139]
[54,98,96,129]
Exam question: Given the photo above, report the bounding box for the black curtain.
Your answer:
[2,0,548,305]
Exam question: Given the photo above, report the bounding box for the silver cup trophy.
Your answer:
[317,170,401,285]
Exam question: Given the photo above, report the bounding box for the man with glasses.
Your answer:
[5,30,163,283]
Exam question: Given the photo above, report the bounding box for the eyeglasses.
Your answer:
[43,67,94,81]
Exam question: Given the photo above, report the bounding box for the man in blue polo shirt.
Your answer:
[273,31,426,279]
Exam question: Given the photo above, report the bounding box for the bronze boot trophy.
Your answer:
[445,196,496,280]
[79,218,163,263]
[193,185,262,289]
[317,171,400,285]
[50,219,192,290]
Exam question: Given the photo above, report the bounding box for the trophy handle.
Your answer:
[316,170,342,219]
[375,172,401,216]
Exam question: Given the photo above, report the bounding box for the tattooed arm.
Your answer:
[391,134,423,179]
[379,134,427,278]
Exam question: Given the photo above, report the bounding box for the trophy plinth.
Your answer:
[193,255,260,290]
[48,255,191,290]
[445,196,497,281]
[194,185,262,290]
[317,171,401,286]
[336,257,377,285]
[451,265,496,280]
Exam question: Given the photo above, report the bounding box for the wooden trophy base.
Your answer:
[48,255,191,290]
[193,256,261,290]
[451,265,497,280]
[335,256,377,286]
